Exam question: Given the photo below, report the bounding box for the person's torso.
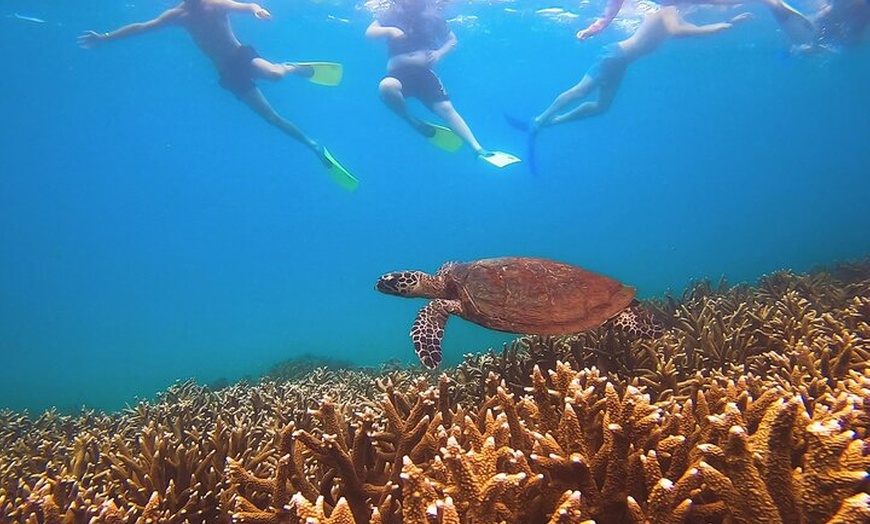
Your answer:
[817,0,870,45]
[380,8,448,56]
[618,8,671,59]
[179,3,242,67]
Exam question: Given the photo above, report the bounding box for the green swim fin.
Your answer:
[425,123,464,153]
[322,147,359,191]
[295,62,344,86]
[478,150,522,168]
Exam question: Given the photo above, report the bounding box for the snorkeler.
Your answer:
[78,0,358,190]
[509,6,750,173]
[365,0,520,168]
[576,0,820,53]
[809,0,870,50]
[730,0,867,53]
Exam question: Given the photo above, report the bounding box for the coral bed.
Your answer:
[1,263,869,524]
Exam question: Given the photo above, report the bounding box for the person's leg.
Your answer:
[238,87,330,166]
[548,71,623,125]
[250,57,314,81]
[430,100,485,154]
[534,75,597,129]
[759,0,816,45]
[378,77,432,136]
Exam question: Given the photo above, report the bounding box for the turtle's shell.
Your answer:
[443,257,635,335]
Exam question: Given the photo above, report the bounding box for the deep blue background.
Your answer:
[1,0,868,411]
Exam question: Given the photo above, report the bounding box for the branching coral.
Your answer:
[3,261,869,524]
[224,360,868,524]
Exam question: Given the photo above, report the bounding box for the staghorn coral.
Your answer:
[0,368,400,524]
[3,261,870,524]
[224,359,868,524]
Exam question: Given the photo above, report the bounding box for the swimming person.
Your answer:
[576,0,817,52]
[366,0,520,168]
[78,0,358,190]
[509,5,750,173]
[811,0,870,50]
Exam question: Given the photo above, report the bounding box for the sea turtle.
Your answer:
[375,257,661,368]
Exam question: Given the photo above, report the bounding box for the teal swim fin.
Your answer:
[322,147,359,191]
[425,123,464,153]
[294,62,344,86]
[478,150,521,168]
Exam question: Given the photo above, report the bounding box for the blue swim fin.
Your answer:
[504,113,532,133]
[526,133,538,176]
[505,114,539,175]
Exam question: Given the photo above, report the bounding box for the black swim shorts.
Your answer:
[218,45,259,97]
[387,66,450,107]
[585,43,630,84]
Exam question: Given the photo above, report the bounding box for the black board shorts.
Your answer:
[387,65,450,107]
[218,45,260,97]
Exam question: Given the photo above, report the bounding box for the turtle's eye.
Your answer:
[377,273,407,295]
[376,272,418,295]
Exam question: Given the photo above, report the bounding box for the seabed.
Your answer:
[2,261,869,523]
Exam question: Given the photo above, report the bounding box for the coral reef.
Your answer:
[1,262,869,523]
[225,364,869,524]
[0,368,398,524]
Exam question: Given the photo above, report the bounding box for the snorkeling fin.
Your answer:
[504,114,539,175]
[478,150,522,169]
[504,113,532,133]
[322,147,359,191]
[425,123,464,153]
[294,62,344,86]
[526,133,538,176]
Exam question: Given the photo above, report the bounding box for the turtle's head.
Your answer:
[376,271,434,298]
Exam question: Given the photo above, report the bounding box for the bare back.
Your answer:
[617,7,679,59]
[175,1,243,69]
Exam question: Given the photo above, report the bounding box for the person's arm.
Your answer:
[210,0,271,20]
[366,20,404,39]
[576,0,625,40]
[669,12,752,36]
[428,29,457,63]
[78,8,182,48]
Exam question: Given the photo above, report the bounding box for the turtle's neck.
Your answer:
[419,272,447,297]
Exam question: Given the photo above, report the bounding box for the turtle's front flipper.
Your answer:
[611,303,664,339]
[411,299,460,368]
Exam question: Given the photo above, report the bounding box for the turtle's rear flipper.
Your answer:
[611,302,664,339]
[411,299,457,368]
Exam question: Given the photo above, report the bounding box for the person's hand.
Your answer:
[575,27,594,40]
[729,12,752,24]
[253,6,271,20]
[77,30,105,49]
[388,27,405,39]
[427,49,443,65]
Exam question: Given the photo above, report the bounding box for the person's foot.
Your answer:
[311,141,333,168]
[416,121,436,138]
[504,114,531,133]
[475,148,494,158]
[505,114,541,136]
[283,63,315,79]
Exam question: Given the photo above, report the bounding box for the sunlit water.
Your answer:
[1,0,868,411]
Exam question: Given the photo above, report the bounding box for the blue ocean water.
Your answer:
[1,0,868,412]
